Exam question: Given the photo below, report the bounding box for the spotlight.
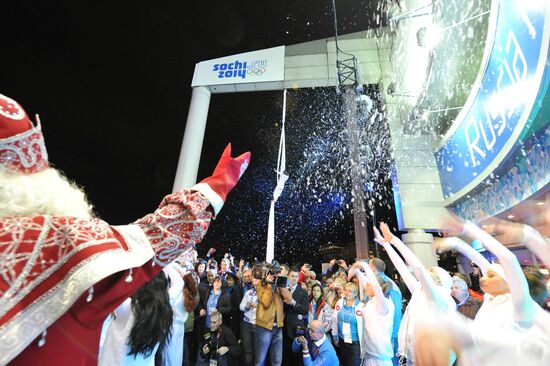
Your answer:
[507,215,515,219]
[536,201,544,206]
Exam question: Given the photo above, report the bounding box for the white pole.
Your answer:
[172,86,211,192]
[266,90,288,262]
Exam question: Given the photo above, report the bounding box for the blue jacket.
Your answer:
[292,335,338,366]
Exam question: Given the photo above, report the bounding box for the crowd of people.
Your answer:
[93,218,549,366]
[1,93,549,366]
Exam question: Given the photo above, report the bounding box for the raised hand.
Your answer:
[434,237,458,253]
[217,346,229,355]
[347,262,364,281]
[379,222,394,243]
[441,210,466,237]
[373,226,386,244]
[197,144,251,214]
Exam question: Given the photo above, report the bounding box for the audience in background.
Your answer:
[95,218,549,366]
[451,276,482,319]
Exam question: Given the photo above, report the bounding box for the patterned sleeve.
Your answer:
[135,190,214,267]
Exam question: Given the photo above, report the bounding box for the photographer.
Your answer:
[283,269,309,366]
[254,263,286,366]
[198,311,241,366]
[292,320,338,366]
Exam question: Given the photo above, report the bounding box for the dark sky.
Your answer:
[1,1,397,267]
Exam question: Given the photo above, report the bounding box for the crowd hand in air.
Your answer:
[279,287,293,304]
[347,262,365,281]
[172,262,189,277]
[217,346,229,355]
[379,222,395,243]
[441,211,466,237]
[373,225,386,244]
[434,237,459,254]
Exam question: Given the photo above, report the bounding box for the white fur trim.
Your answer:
[191,183,224,216]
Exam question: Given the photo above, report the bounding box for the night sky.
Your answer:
[1,1,400,268]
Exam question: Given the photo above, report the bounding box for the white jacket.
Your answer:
[331,298,365,349]
[308,300,333,331]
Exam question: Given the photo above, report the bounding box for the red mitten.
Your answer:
[192,143,251,215]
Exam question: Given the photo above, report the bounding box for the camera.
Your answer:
[276,276,289,288]
[294,325,307,337]
[202,332,218,359]
[261,261,282,278]
[257,261,290,290]
[258,261,282,285]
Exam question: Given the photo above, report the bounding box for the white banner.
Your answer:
[191,46,285,87]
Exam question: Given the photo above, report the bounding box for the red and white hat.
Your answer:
[0,93,49,174]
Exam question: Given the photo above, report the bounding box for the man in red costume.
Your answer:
[0,93,251,365]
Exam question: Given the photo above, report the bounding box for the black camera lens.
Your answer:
[294,325,307,337]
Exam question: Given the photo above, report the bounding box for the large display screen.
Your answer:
[436,1,548,199]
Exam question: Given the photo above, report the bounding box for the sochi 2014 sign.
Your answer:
[191,46,285,87]
[436,0,549,200]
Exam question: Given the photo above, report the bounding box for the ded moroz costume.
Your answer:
[0,93,251,365]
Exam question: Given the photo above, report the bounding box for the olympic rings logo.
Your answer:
[247,67,267,76]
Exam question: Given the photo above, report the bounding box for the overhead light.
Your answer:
[507,214,515,219]
[536,201,544,206]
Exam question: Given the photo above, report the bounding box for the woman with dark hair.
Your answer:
[308,283,333,334]
[197,276,232,339]
[99,271,174,366]
[196,260,208,284]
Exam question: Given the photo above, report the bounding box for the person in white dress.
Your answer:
[375,223,456,366]
[162,262,188,366]
[414,217,550,366]
[99,271,174,366]
[349,261,395,366]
